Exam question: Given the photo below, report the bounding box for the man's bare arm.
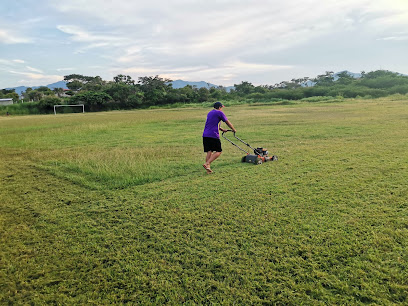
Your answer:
[225,120,236,133]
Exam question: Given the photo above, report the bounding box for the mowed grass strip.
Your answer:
[0,97,407,304]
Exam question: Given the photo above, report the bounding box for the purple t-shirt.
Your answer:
[202,109,228,139]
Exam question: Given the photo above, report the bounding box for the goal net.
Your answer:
[54,104,85,115]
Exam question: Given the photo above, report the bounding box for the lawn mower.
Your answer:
[222,130,278,165]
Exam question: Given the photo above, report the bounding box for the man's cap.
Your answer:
[213,101,224,109]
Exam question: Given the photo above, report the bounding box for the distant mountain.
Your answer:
[6,79,235,95]
[170,80,217,89]
[172,72,362,89]
[6,81,68,96]
[46,81,69,90]
[6,70,400,96]
[6,86,30,96]
[170,80,235,92]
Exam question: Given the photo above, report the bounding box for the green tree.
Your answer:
[234,81,255,95]
[362,70,399,79]
[288,78,304,89]
[1,89,16,96]
[5,92,19,103]
[34,86,53,97]
[65,79,82,91]
[126,92,144,107]
[28,90,43,101]
[197,87,210,102]
[113,74,135,85]
[209,87,228,100]
[71,91,112,107]
[314,71,334,86]
[104,82,142,105]
[53,88,64,97]
[64,74,104,92]
[82,78,105,91]
[359,70,408,89]
[178,85,199,102]
[22,88,32,101]
[38,96,62,109]
[336,71,354,85]
[138,75,172,105]
[253,85,269,94]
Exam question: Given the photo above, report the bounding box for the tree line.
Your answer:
[2,70,408,113]
[0,89,19,102]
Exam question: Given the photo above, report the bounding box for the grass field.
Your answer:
[1,97,407,304]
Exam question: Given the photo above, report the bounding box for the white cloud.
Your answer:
[57,24,132,55]
[0,58,26,66]
[54,0,402,64]
[50,1,408,63]
[57,25,120,43]
[116,60,293,85]
[26,66,44,73]
[377,35,408,41]
[118,67,161,75]
[9,70,62,84]
[0,29,32,44]
[2,0,408,88]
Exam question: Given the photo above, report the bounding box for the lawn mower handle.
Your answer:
[222,130,260,155]
[221,130,251,154]
[222,129,235,135]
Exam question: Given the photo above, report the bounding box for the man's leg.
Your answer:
[203,151,213,173]
[205,151,213,164]
[205,151,222,169]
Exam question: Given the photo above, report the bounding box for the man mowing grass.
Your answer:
[202,101,236,174]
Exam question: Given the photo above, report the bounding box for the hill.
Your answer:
[6,81,68,96]
[4,70,405,96]
[170,80,235,92]
[6,80,234,95]
[171,80,218,89]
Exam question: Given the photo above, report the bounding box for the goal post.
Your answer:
[54,104,85,115]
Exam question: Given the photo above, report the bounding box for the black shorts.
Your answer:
[203,137,222,152]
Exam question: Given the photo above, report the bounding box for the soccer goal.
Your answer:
[54,104,85,115]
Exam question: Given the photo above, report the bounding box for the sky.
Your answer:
[1,0,408,89]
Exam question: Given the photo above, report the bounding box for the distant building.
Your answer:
[0,98,13,106]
